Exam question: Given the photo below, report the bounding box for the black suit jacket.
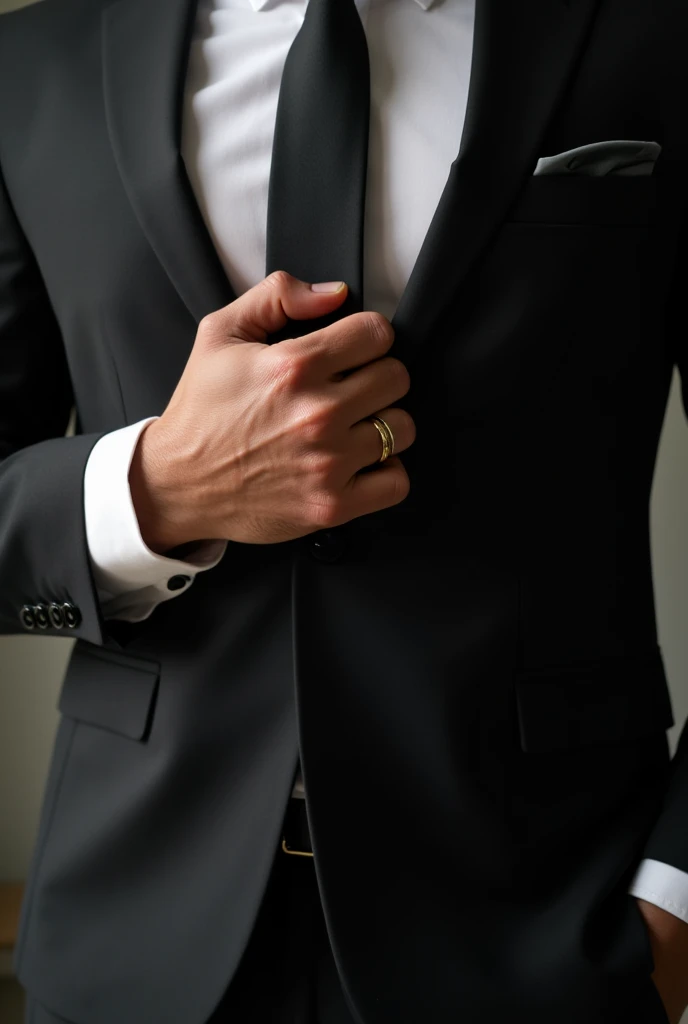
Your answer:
[1,0,686,1022]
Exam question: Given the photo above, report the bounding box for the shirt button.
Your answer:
[167,575,191,591]
[308,529,346,564]
[62,602,82,629]
[20,605,36,630]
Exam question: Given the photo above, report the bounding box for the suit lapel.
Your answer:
[102,0,236,325]
[391,0,601,368]
[101,0,601,342]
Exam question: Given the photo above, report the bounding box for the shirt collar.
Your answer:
[248,0,435,11]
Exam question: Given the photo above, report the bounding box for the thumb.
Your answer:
[213,271,348,344]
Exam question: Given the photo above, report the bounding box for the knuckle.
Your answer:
[268,349,308,390]
[389,466,411,505]
[399,409,416,442]
[366,312,394,349]
[264,269,294,293]
[308,495,343,530]
[298,402,336,444]
[307,450,339,484]
[197,311,221,341]
[385,357,411,394]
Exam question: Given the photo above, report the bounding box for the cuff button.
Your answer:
[167,575,191,592]
[308,529,347,564]
[34,604,50,629]
[49,603,65,629]
[20,605,36,630]
[62,602,81,629]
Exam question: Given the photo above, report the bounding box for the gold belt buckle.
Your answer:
[281,797,314,857]
[281,838,314,858]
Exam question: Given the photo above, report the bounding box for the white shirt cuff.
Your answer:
[84,417,227,622]
[628,857,688,925]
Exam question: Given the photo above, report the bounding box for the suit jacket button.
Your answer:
[49,603,65,629]
[34,604,50,629]
[167,575,191,591]
[20,605,36,630]
[309,529,346,564]
[62,602,81,629]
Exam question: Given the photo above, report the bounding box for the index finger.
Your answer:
[278,311,395,378]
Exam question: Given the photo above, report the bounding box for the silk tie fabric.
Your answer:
[265,0,372,806]
[265,0,371,336]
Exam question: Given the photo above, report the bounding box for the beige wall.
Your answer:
[652,375,688,744]
[0,0,40,11]
[0,638,70,878]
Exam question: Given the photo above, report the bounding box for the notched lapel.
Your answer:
[392,0,602,368]
[102,0,236,324]
[100,0,600,346]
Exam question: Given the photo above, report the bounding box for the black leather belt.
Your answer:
[281,796,314,858]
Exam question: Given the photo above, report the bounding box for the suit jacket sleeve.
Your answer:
[0,160,106,646]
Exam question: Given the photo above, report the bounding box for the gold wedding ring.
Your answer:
[369,415,395,463]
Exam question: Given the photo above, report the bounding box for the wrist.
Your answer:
[636,899,688,1024]
[128,419,202,555]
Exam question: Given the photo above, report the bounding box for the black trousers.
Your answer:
[25,844,359,1024]
[207,843,359,1024]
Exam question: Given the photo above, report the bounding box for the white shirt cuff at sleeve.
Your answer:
[628,857,688,925]
[84,417,227,622]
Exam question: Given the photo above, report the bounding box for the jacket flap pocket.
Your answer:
[514,647,674,753]
[58,642,160,741]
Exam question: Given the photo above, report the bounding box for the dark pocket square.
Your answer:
[534,140,662,177]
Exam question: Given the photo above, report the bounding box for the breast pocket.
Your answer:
[443,176,662,424]
[506,175,658,226]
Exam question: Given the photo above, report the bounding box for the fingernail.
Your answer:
[311,281,346,293]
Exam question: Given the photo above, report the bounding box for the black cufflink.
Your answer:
[167,575,191,591]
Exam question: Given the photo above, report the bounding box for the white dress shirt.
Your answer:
[82,0,688,924]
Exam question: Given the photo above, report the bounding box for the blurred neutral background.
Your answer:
[1,0,688,1021]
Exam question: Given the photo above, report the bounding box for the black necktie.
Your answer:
[266,0,371,335]
[266,1,370,805]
